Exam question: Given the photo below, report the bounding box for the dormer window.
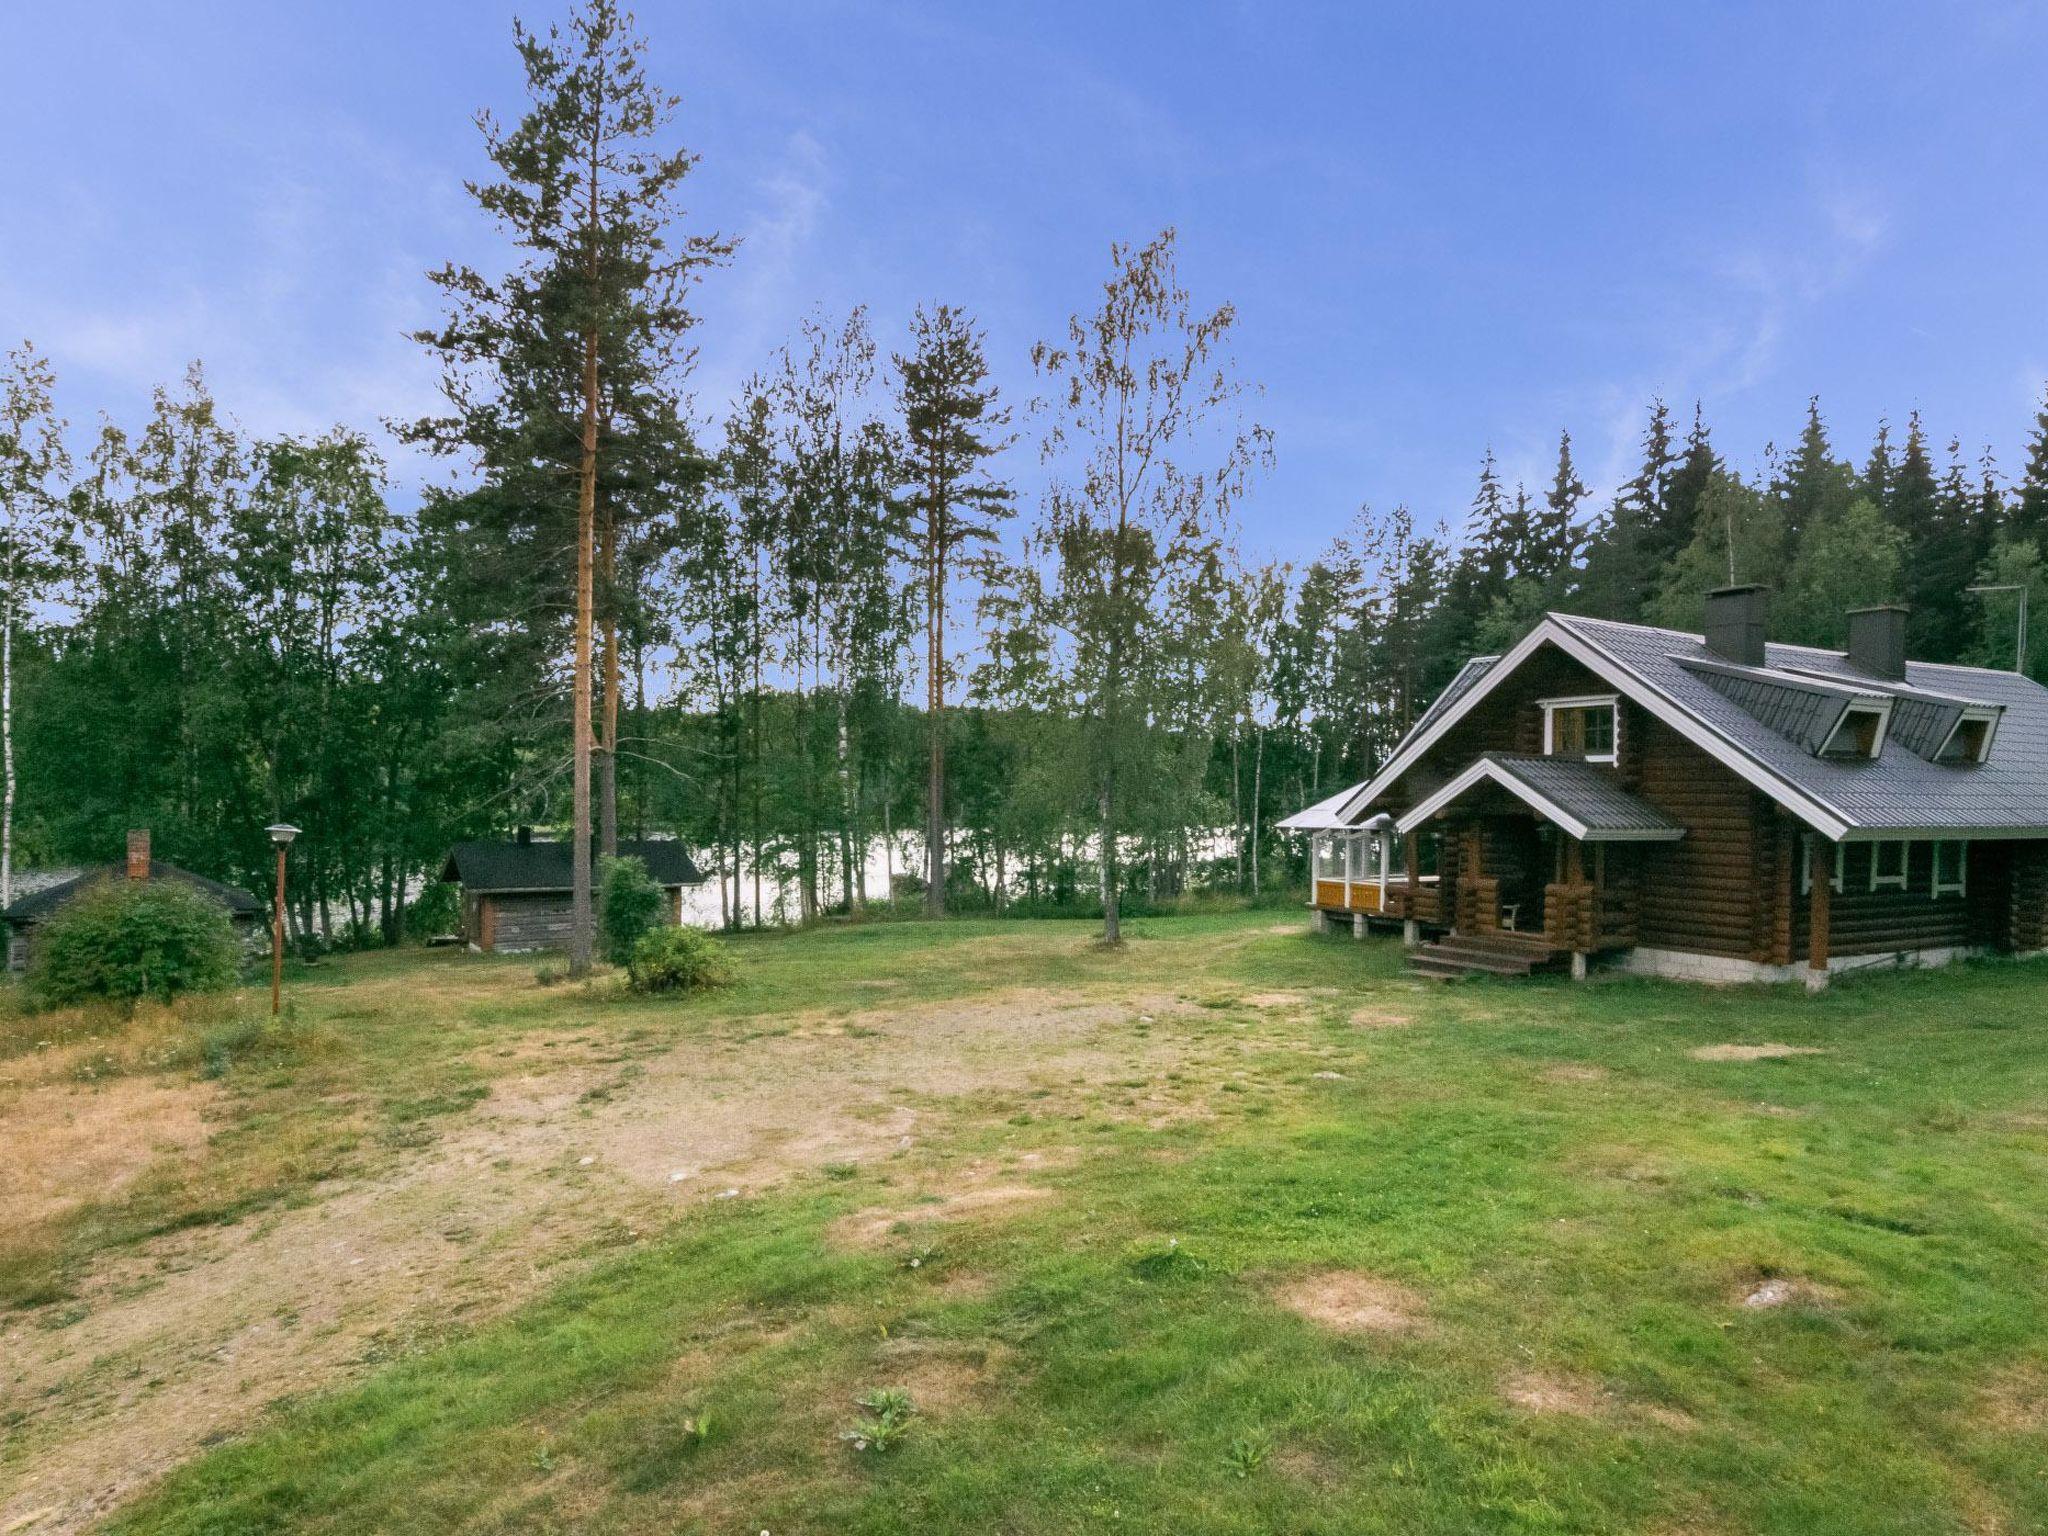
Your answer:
[1541,695,1618,764]
[1936,709,1998,764]
[1820,703,1887,759]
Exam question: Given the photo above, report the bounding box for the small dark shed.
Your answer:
[439,832,705,953]
[3,830,264,971]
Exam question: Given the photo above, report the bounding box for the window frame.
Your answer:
[1935,708,2000,765]
[1346,831,1376,884]
[1798,833,1845,896]
[1820,701,1890,759]
[1931,839,1968,898]
[1540,693,1621,765]
[1869,839,1908,893]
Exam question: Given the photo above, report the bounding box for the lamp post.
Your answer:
[265,824,300,1017]
[1967,584,2030,675]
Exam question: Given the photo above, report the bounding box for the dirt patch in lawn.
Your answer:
[1736,1275,1840,1310]
[1688,1043,1825,1062]
[0,987,1184,1535]
[0,1075,217,1233]
[1978,1365,2048,1433]
[1504,1371,1608,1416]
[1272,1269,1427,1336]
[871,1338,1016,1416]
[1349,1007,1413,1030]
[1244,991,1313,1009]
[831,1184,1056,1249]
[1539,1064,1609,1084]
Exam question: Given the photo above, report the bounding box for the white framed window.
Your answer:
[1799,834,1845,895]
[1932,840,1968,898]
[1314,834,1345,881]
[1541,694,1619,764]
[1870,840,1908,892]
[1821,703,1888,759]
[1936,709,1999,764]
[1346,832,1376,883]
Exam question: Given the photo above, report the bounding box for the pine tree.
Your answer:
[1539,428,1588,588]
[408,0,730,974]
[1861,416,1895,509]
[1771,397,1856,548]
[2015,386,2048,550]
[1656,404,1720,573]
[1578,399,1675,621]
[894,304,1012,918]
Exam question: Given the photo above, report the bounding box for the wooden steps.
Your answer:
[1405,930,1565,981]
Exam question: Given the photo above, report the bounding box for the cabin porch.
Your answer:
[1384,751,1684,979]
[1307,824,1442,935]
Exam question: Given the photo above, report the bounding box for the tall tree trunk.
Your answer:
[569,326,598,976]
[881,767,895,907]
[1099,773,1119,942]
[924,513,946,916]
[1231,727,1244,891]
[2,595,13,911]
[837,684,861,913]
[1251,725,1264,896]
[597,507,619,859]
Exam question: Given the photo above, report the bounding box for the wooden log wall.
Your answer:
[1543,883,1596,951]
[1789,841,2007,958]
[1630,717,1763,959]
[2010,844,2048,951]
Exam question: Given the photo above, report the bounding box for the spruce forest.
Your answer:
[4,2,2047,959]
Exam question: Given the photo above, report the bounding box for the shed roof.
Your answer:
[2,863,264,925]
[440,839,704,892]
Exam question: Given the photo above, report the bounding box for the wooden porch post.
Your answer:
[1402,828,1421,947]
[1807,836,1832,992]
[1563,836,1588,980]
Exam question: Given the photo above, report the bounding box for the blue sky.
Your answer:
[6,1,2047,567]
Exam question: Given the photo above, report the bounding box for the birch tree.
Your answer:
[0,343,70,909]
[1027,229,1270,943]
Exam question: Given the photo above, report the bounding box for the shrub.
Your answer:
[600,855,667,966]
[27,878,240,1010]
[626,926,736,994]
[403,880,461,943]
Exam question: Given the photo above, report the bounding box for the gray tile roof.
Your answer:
[1409,654,1497,741]
[1557,614,2048,835]
[1480,752,1687,838]
[1676,655,1867,754]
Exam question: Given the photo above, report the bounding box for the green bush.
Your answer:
[403,880,461,943]
[600,855,667,966]
[626,926,736,994]
[27,878,241,1010]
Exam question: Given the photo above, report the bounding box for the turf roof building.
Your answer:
[439,830,705,953]
[1279,587,2048,987]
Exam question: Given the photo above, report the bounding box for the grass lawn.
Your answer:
[8,909,2048,1533]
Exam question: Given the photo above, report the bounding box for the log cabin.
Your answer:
[441,830,704,953]
[1278,586,2048,987]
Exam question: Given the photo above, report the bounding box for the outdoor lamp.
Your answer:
[265,824,301,1015]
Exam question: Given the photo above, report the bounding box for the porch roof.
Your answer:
[1394,753,1687,843]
